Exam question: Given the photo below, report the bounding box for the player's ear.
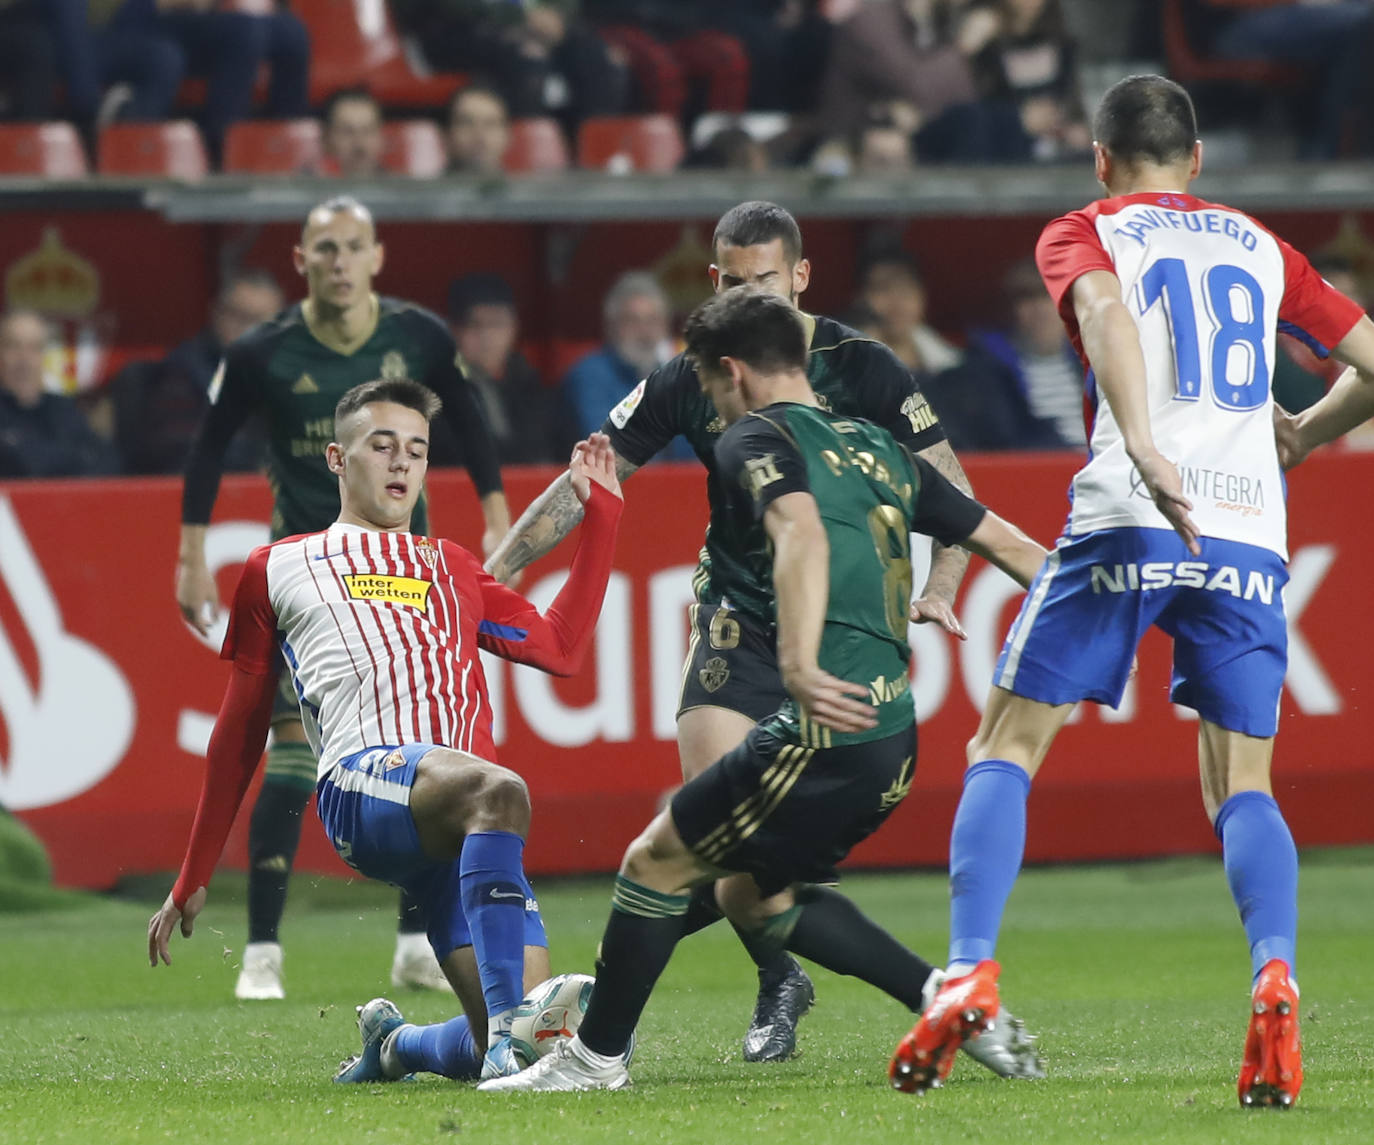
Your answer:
[708,264,722,294]
[292,245,307,276]
[1092,142,1109,186]
[325,441,345,474]
[372,241,385,276]
[1189,139,1203,181]
[792,258,811,298]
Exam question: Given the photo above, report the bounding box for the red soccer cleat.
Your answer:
[1238,959,1302,1110]
[890,960,1001,1094]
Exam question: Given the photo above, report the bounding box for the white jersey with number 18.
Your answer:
[1036,191,1364,560]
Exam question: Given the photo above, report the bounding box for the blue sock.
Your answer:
[1215,790,1298,985]
[458,830,528,1025]
[392,1015,482,1080]
[948,760,1031,974]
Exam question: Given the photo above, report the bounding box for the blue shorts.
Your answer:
[994,529,1288,737]
[315,743,547,958]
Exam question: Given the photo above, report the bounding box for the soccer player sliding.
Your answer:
[150,380,622,1083]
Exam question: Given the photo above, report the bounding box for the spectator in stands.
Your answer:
[446,85,512,176]
[390,1,629,139]
[1183,0,1374,159]
[320,87,385,179]
[0,310,118,479]
[561,271,692,460]
[444,273,573,466]
[963,0,1091,161]
[695,0,835,114]
[816,0,1034,163]
[102,0,310,161]
[0,1,58,121]
[938,257,1082,451]
[686,123,771,171]
[110,270,280,475]
[855,120,916,173]
[584,2,750,119]
[856,251,962,374]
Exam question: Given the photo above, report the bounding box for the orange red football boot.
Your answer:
[890,960,1001,1094]
[1238,958,1302,1109]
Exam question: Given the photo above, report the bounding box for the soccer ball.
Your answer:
[508,973,595,1064]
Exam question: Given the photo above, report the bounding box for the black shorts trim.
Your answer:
[671,721,917,896]
[676,601,786,725]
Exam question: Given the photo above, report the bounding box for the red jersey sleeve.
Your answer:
[1036,209,1117,318]
[1275,236,1365,357]
[454,482,623,677]
[170,664,277,908]
[220,545,280,675]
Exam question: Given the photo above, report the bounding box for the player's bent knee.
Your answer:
[467,765,530,835]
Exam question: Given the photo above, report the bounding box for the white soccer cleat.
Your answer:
[390,933,451,992]
[477,1036,630,1093]
[235,941,285,1000]
[960,1006,1045,1080]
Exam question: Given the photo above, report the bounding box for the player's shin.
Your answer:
[948,760,1031,976]
[245,766,313,943]
[776,885,935,1010]
[458,831,530,1040]
[388,1014,482,1080]
[575,875,690,1059]
[1216,791,1298,984]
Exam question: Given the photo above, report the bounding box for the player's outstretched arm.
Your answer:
[1073,270,1200,555]
[765,492,878,734]
[148,664,276,967]
[961,511,1049,590]
[485,448,639,584]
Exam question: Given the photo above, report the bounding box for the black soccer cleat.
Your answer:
[742,955,815,1062]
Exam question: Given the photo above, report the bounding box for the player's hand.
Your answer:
[148,886,206,967]
[1132,451,1201,556]
[1273,404,1311,471]
[176,559,220,637]
[783,664,878,734]
[909,596,968,640]
[569,433,623,504]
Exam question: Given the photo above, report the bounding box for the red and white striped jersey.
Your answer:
[1037,191,1364,558]
[221,492,618,778]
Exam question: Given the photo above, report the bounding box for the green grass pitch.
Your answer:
[3,851,1372,1144]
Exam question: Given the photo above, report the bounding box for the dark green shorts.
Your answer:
[271,664,302,726]
[670,720,917,896]
[676,601,787,724]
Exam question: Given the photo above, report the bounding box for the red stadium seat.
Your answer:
[0,122,89,178]
[381,120,446,176]
[292,0,467,108]
[98,122,209,180]
[576,115,685,173]
[223,119,323,174]
[503,117,570,174]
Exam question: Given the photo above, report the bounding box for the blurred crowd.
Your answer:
[5,234,1369,479]
[4,1,1374,177]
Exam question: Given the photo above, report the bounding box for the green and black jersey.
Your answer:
[601,312,947,622]
[715,403,986,744]
[182,294,502,539]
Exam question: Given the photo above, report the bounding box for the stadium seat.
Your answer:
[223,120,323,174]
[503,118,571,174]
[0,122,89,178]
[577,115,685,173]
[1161,0,1304,90]
[381,120,446,177]
[292,0,467,107]
[98,122,209,180]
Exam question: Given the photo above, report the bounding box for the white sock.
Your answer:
[394,932,430,958]
[569,1035,623,1071]
[380,1026,411,1079]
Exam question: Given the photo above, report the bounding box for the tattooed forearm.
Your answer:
[916,438,974,603]
[484,453,640,581]
[920,539,971,606]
